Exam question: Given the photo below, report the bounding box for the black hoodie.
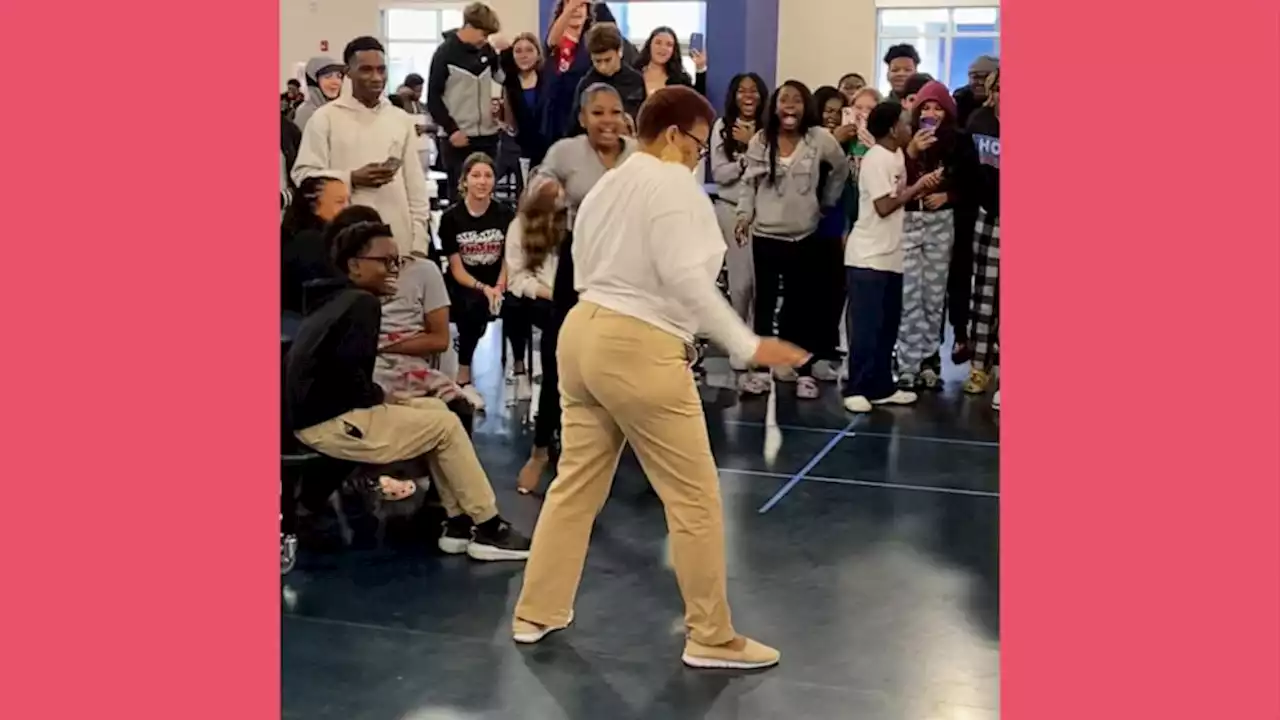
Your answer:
[568,64,646,134]
[427,29,502,138]
[284,281,386,431]
[965,106,1000,217]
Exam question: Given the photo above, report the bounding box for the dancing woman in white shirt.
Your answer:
[510,86,808,670]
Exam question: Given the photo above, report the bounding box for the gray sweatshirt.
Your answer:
[709,118,748,205]
[735,127,850,240]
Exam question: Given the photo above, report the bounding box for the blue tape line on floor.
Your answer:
[756,417,860,514]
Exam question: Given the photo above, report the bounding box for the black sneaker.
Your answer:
[438,515,474,555]
[468,519,532,561]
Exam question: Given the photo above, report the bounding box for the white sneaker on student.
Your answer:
[459,383,486,412]
[872,390,918,406]
[515,374,532,402]
[843,395,873,413]
[991,389,1001,411]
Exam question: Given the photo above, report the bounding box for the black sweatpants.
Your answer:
[752,233,845,374]
[946,203,977,344]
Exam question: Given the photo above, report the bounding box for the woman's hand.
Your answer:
[833,124,858,143]
[908,168,944,199]
[734,217,751,247]
[923,192,948,210]
[690,49,707,72]
[906,128,936,159]
[751,338,810,369]
[481,284,503,305]
[731,120,754,146]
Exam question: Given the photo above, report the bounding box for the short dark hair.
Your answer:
[344,36,385,65]
[287,78,301,88]
[462,2,501,34]
[903,73,934,98]
[332,221,393,270]
[838,72,865,86]
[585,22,623,54]
[883,43,920,66]
[325,205,384,255]
[404,73,424,88]
[636,85,716,142]
[866,101,905,140]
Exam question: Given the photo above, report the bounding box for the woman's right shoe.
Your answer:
[512,610,575,644]
[437,515,474,555]
[810,361,841,382]
[459,383,486,411]
[682,635,780,670]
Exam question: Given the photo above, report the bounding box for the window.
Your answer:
[876,6,999,94]
[605,1,707,79]
[381,5,465,89]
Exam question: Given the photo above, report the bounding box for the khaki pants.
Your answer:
[296,397,497,523]
[513,302,736,646]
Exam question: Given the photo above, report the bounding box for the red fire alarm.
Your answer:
[320,40,329,52]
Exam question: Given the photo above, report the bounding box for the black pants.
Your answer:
[946,203,977,344]
[504,296,553,370]
[441,134,500,203]
[452,287,493,368]
[844,267,904,400]
[752,234,844,374]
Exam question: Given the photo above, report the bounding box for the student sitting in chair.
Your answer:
[284,220,531,561]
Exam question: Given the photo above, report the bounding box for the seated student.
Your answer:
[439,152,517,410]
[568,23,645,134]
[281,175,349,315]
[842,101,941,413]
[329,206,472,426]
[284,220,531,561]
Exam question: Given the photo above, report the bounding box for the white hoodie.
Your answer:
[292,84,436,257]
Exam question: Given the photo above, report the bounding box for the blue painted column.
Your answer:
[705,0,778,111]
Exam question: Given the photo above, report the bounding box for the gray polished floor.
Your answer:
[282,328,1000,720]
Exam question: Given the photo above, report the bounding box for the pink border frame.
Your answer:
[2,0,1277,716]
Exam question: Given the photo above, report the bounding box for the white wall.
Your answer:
[280,0,539,85]
[775,0,878,90]
[775,0,996,91]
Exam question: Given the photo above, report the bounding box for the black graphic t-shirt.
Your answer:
[965,107,1000,217]
[438,200,516,288]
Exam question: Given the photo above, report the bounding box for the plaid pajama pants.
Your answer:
[969,209,1000,372]
[896,209,955,376]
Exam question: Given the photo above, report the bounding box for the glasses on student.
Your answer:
[356,255,402,271]
[678,128,710,159]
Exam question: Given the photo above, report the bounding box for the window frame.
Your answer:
[875,6,1000,94]
[606,1,708,78]
[379,2,469,90]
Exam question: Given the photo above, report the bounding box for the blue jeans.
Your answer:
[844,267,904,400]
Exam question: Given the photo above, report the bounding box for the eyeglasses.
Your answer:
[678,127,710,159]
[356,255,402,271]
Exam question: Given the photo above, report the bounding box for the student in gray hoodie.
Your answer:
[734,80,849,399]
[293,56,345,131]
[427,2,503,202]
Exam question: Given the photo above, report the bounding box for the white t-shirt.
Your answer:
[845,144,907,273]
[573,152,760,362]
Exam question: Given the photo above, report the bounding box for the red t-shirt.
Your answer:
[556,35,579,73]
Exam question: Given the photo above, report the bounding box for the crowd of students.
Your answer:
[278,0,1002,559]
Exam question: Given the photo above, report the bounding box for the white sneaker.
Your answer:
[872,390,918,406]
[991,389,1001,411]
[811,360,841,382]
[459,383,486,412]
[843,395,873,413]
[515,374,532,402]
[513,610,575,644]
